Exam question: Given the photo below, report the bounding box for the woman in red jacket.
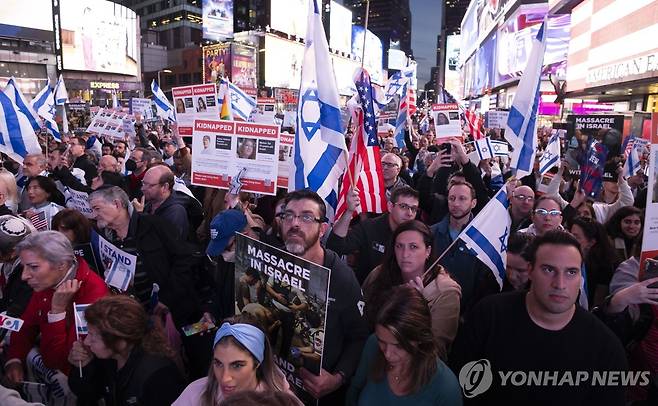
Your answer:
[4,231,108,384]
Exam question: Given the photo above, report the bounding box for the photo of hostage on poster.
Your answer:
[172,83,219,136]
[191,119,280,195]
[234,234,330,404]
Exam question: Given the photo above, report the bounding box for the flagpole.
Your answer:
[422,237,460,282]
[360,0,370,69]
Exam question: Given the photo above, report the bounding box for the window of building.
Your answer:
[178,73,191,85]
[165,74,176,86]
[147,4,155,13]
[193,72,202,83]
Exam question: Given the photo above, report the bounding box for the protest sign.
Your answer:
[278,132,293,190]
[234,234,330,404]
[569,114,624,156]
[191,120,280,195]
[130,97,154,120]
[91,231,137,292]
[485,110,509,129]
[64,187,93,218]
[431,103,462,139]
[73,243,102,275]
[580,140,609,199]
[640,113,658,280]
[65,102,91,132]
[172,83,219,137]
[252,98,277,124]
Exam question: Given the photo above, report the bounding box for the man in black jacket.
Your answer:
[139,165,189,240]
[69,136,98,186]
[280,189,368,405]
[89,186,212,377]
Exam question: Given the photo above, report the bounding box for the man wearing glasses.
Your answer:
[327,186,420,284]
[519,196,564,236]
[279,189,368,403]
[509,184,535,232]
[381,153,408,200]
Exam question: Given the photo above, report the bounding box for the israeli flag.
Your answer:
[419,114,429,133]
[384,67,413,102]
[622,135,641,178]
[3,77,41,132]
[151,80,176,122]
[538,129,562,175]
[0,91,42,163]
[220,79,257,121]
[504,19,548,178]
[474,137,508,161]
[54,74,69,134]
[290,0,348,222]
[31,83,62,142]
[458,187,512,289]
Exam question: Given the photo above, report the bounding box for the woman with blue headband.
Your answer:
[174,315,299,406]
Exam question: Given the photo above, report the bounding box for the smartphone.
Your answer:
[440,143,452,154]
[641,259,658,288]
[181,320,216,336]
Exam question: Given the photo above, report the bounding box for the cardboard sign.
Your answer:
[431,103,462,139]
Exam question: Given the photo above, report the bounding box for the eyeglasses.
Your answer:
[279,212,325,224]
[393,202,419,214]
[513,194,534,203]
[381,162,399,169]
[534,208,562,217]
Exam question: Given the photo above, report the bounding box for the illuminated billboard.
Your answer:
[231,43,257,97]
[444,34,461,99]
[271,0,307,38]
[351,26,384,85]
[202,0,233,41]
[203,43,231,84]
[330,1,352,53]
[0,0,52,31]
[59,0,139,76]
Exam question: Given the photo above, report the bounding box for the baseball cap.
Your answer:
[0,215,35,255]
[207,209,247,257]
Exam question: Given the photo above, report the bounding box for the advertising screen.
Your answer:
[330,1,352,53]
[351,26,384,85]
[271,0,307,38]
[444,34,461,100]
[59,0,139,76]
[231,44,257,97]
[202,0,233,41]
[474,32,496,95]
[460,1,479,63]
[495,8,570,87]
[203,43,231,84]
[0,0,52,31]
[264,35,305,89]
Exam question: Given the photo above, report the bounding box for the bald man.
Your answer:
[98,155,120,174]
[510,184,535,232]
[140,165,189,239]
[381,152,407,200]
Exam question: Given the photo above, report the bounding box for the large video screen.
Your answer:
[60,0,139,76]
[0,0,52,31]
[271,0,308,38]
[202,0,233,41]
[330,1,352,53]
[264,35,305,89]
[351,26,384,85]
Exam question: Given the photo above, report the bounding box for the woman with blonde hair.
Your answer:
[174,314,297,406]
[0,168,19,213]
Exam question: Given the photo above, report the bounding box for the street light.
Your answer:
[157,69,172,86]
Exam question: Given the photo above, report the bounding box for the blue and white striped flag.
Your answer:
[538,129,562,175]
[30,83,62,142]
[151,80,176,122]
[3,77,41,132]
[504,19,548,178]
[0,91,42,163]
[393,66,415,148]
[419,114,430,133]
[219,79,257,121]
[290,0,348,222]
[73,303,90,335]
[474,137,509,161]
[54,74,69,134]
[622,135,642,178]
[458,187,512,289]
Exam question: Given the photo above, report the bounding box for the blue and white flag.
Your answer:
[474,137,509,161]
[538,129,562,175]
[0,91,42,164]
[504,19,548,178]
[419,114,430,133]
[30,83,62,142]
[220,79,257,121]
[393,66,415,148]
[458,187,512,289]
[151,80,176,122]
[383,66,413,102]
[290,0,348,222]
[54,74,69,134]
[622,135,642,178]
[3,77,41,132]
[73,303,90,335]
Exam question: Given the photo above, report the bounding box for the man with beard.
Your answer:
[450,230,627,405]
[431,180,499,315]
[280,190,368,404]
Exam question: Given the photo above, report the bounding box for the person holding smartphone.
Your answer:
[362,220,461,361]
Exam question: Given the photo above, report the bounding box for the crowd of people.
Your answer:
[0,111,655,406]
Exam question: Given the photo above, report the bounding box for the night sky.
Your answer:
[411,0,443,88]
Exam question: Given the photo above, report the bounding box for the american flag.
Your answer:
[29,210,48,231]
[336,69,387,219]
[465,109,484,140]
